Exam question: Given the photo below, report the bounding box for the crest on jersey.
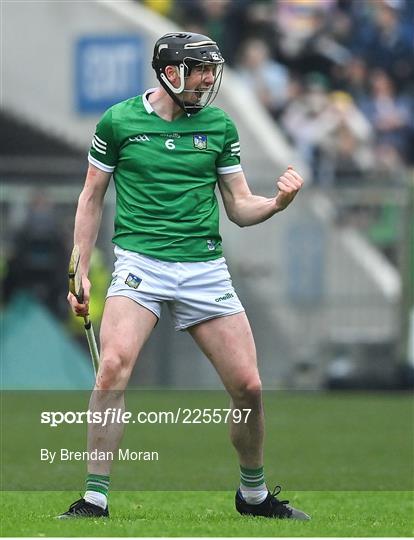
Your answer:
[193,134,207,150]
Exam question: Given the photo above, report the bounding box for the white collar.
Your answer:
[142,88,158,114]
[142,87,192,119]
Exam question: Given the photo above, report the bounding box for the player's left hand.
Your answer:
[274,166,304,211]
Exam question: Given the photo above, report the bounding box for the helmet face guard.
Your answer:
[152,33,225,114]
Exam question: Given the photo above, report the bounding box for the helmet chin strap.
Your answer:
[158,64,203,115]
[159,64,186,94]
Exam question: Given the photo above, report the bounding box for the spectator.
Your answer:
[282,74,374,184]
[318,91,374,184]
[339,56,370,106]
[351,0,413,89]
[359,68,412,159]
[235,38,289,117]
[371,1,413,88]
[271,0,341,73]
[178,0,250,65]
[281,72,332,181]
[272,0,336,58]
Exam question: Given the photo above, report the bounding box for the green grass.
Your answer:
[1,490,413,537]
[2,391,413,491]
[1,391,413,536]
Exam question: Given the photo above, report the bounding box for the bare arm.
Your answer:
[218,166,304,227]
[68,164,111,315]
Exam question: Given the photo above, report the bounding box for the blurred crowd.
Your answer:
[3,1,412,321]
[1,192,109,331]
[2,193,69,319]
[143,0,414,187]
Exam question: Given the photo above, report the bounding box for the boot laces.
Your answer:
[269,486,292,516]
[68,498,85,511]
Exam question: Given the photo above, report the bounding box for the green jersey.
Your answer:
[88,88,242,262]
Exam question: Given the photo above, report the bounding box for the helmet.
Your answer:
[151,32,225,114]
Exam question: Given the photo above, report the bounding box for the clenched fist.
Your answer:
[274,166,304,212]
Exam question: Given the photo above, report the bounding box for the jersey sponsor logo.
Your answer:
[92,134,107,155]
[129,134,150,142]
[193,134,207,150]
[160,132,181,139]
[215,292,234,303]
[230,141,240,157]
[125,273,142,289]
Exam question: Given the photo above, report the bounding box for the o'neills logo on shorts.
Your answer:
[215,292,234,303]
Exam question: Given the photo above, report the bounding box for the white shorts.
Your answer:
[106,246,245,331]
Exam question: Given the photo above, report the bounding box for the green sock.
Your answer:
[240,465,267,504]
[85,473,110,497]
[240,465,265,488]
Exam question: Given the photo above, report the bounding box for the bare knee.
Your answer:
[96,353,131,390]
[230,376,263,405]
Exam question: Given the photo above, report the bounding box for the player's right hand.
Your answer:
[67,275,91,317]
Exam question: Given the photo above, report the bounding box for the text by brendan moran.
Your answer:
[40,448,159,464]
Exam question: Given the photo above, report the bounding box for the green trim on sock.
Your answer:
[88,474,109,483]
[240,465,265,488]
[241,478,265,487]
[86,473,110,496]
[240,466,264,475]
[91,484,109,492]
[88,478,109,485]
[240,471,265,479]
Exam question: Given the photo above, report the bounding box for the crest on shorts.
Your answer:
[193,134,207,150]
[125,273,142,289]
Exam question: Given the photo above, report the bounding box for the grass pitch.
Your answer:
[1,490,413,537]
[3,390,413,491]
[1,391,413,536]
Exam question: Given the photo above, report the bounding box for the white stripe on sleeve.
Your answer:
[88,153,116,173]
[94,134,108,146]
[91,140,107,155]
[217,164,243,175]
[93,136,107,151]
